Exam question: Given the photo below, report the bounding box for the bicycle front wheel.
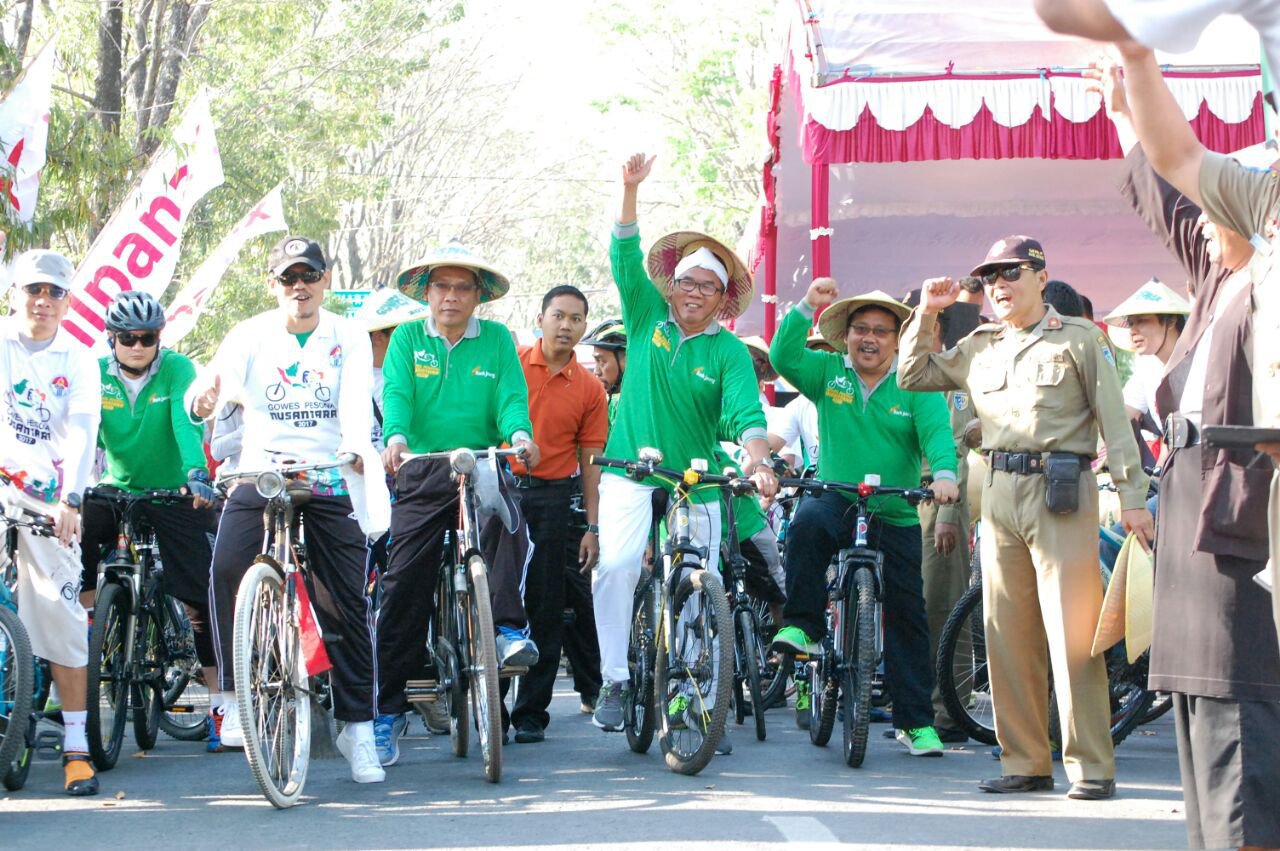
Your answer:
[0,606,33,776]
[936,583,995,745]
[465,556,502,783]
[841,569,876,768]
[656,568,733,776]
[625,578,656,754]
[234,559,311,809]
[87,582,130,770]
[157,596,210,741]
[736,608,767,742]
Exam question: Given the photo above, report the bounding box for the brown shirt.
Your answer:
[898,306,1149,510]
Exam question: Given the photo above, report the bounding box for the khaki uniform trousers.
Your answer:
[920,499,971,729]
[981,467,1115,782]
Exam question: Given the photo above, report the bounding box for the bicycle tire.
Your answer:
[625,578,656,754]
[234,560,311,809]
[656,568,733,776]
[738,609,767,741]
[936,583,996,745]
[158,596,209,741]
[3,662,47,791]
[752,596,788,710]
[1140,692,1173,725]
[0,606,33,776]
[465,556,502,783]
[132,606,162,750]
[808,657,837,746]
[842,569,876,767]
[437,564,468,759]
[87,582,131,770]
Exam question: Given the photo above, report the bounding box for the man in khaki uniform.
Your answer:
[898,235,1152,800]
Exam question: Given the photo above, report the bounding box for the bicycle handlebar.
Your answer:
[777,476,934,507]
[592,455,760,495]
[216,455,356,488]
[84,486,194,505]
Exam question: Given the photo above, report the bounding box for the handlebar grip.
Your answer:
[590,456,632,469]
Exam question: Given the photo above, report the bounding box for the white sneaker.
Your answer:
[337,722,386,783]
[220,702,245,749]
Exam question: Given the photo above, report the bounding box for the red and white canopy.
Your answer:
[743,0,1264,335]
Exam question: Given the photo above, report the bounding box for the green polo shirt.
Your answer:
[382,315,531,453]
[98,350,207,491]
[769,304,956,527]
[604,226,767,503]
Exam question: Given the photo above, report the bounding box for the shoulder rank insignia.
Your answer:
[1045,316,1062,330]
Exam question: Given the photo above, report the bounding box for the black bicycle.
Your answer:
[776,476,933,768]
[83,487,202,770]
[594,450,734,776]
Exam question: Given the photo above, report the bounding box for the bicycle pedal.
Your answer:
[35,729,63,759]
[499,665,529,677]
[404,679,440,700]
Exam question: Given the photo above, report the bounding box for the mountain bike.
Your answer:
[84,487,198,771]
[593,449,734,776]
[223,458,348,808]
[0,508,45,784]
[400,447,529,784]
[776,475,933,768]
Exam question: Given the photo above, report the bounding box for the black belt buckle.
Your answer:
[1165,414,1198,449]
[989,451,1043,475]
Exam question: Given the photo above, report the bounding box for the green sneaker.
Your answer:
[896,726,945,757]
[770,626,819,656]
[667,694,691,730]
[794,678,811,730]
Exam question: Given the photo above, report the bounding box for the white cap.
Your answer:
[11,249,73,289]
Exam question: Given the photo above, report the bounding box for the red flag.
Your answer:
[293,574,332,677]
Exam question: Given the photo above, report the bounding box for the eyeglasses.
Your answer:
[979,265,1034,286]
[848,323,897,339]
[428,281,479,295]
[116,332,159,348]
[276,269,324,286]
[21,283,69,300]
[673,276,725,297]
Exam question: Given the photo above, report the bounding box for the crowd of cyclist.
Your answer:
[0,136,1263,816]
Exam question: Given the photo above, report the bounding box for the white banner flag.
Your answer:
[0,39,55,225]
[163,184,288,346]
[62,87,224,349]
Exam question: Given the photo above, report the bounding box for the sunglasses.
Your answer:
[979,264,1035,286]
[116,331,159,348]
[276,268,324,286]
[22,283,69,300]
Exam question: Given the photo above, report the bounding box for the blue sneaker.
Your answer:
[206,709,223,753]
[496,627,539,667]
[373,713,408,766]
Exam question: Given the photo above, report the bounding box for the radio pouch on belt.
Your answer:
[1043,453,1081,515]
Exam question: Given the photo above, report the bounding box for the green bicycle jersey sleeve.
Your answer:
[381,321,416,445]
[913,388,959,481]
[769,305,827,400]
[495,328,533,443]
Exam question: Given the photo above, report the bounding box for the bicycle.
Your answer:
[0,506,49,785]
[399,447,529,784]
[593,449,734,776]
[222,458,349,808]
[83,487,198,771]
[775,475,933,768]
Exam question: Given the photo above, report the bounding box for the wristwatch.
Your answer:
[62,492,82,511]
[585,524,600,534]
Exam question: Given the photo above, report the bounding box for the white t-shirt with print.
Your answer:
[0,320,100,501]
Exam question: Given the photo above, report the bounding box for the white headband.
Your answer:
[674,247,728,287]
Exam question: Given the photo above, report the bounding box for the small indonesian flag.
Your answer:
[293,574,333,677]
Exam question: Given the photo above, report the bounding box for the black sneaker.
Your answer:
[979,774,1055,794]
[514,721,545,744]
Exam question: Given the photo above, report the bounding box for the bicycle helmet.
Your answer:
[582,318,627,351]
[105,290,167,332]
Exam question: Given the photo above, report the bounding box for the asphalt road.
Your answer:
[1,679,1188,850]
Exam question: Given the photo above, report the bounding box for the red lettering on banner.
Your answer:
[82,265,132,311]
[113,232,164,277]
[169,165,188,190]
[169,304,193,319]
[139,196,181,247]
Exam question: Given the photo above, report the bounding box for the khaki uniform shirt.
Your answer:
[898,306,1149,511]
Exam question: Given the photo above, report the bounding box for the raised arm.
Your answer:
[1118,44,1206,207]
[897,278,971,393]
[769,278,838,401]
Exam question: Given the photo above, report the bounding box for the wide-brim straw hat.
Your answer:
[356,288,431,332]
[738,334,778,382]
[817,290,911,353]
[1102,278,1190,330]
[396,243,510,303]
[646,231,753,321]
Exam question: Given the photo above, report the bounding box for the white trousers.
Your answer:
[1,486,88,667]
[593,473,721,683]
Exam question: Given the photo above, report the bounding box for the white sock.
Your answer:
[63,710,89,753]
[222,697,237,717]
[210,692,224,710]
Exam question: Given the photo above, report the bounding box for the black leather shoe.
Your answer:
[514,721,545,744]
[1067,779,1115,800]
[978,774,1054,793]
[936,726,969,743]
[63,752,100,797]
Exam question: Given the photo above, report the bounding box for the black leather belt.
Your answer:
[514,475,577,489]
[1164,413,1200,449]
[986,450,1091,475]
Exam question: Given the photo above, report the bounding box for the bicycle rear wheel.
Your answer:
[656,568,733,776]
[3,661,46,791]
[132,604,163,750]
[234,560,311,809]
[936,583,996,745]
[87,582,130,770]
[752,597,787,710]
[625,578,656,754]
[808,657,837,746]
[0,606,33,776]
[465,556,502,783]
[841,569,876,767]
[158,596,210,741]
[736,608,767,741]
[437,563,469,758]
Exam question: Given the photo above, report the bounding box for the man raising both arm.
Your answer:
[373,244,539,765]
[591,153,778,743]
[768,279,960,756]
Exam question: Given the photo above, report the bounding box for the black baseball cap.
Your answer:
[268,236,326,276]
[970,235,1046,277]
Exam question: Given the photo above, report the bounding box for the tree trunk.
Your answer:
[94,0,124,135]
